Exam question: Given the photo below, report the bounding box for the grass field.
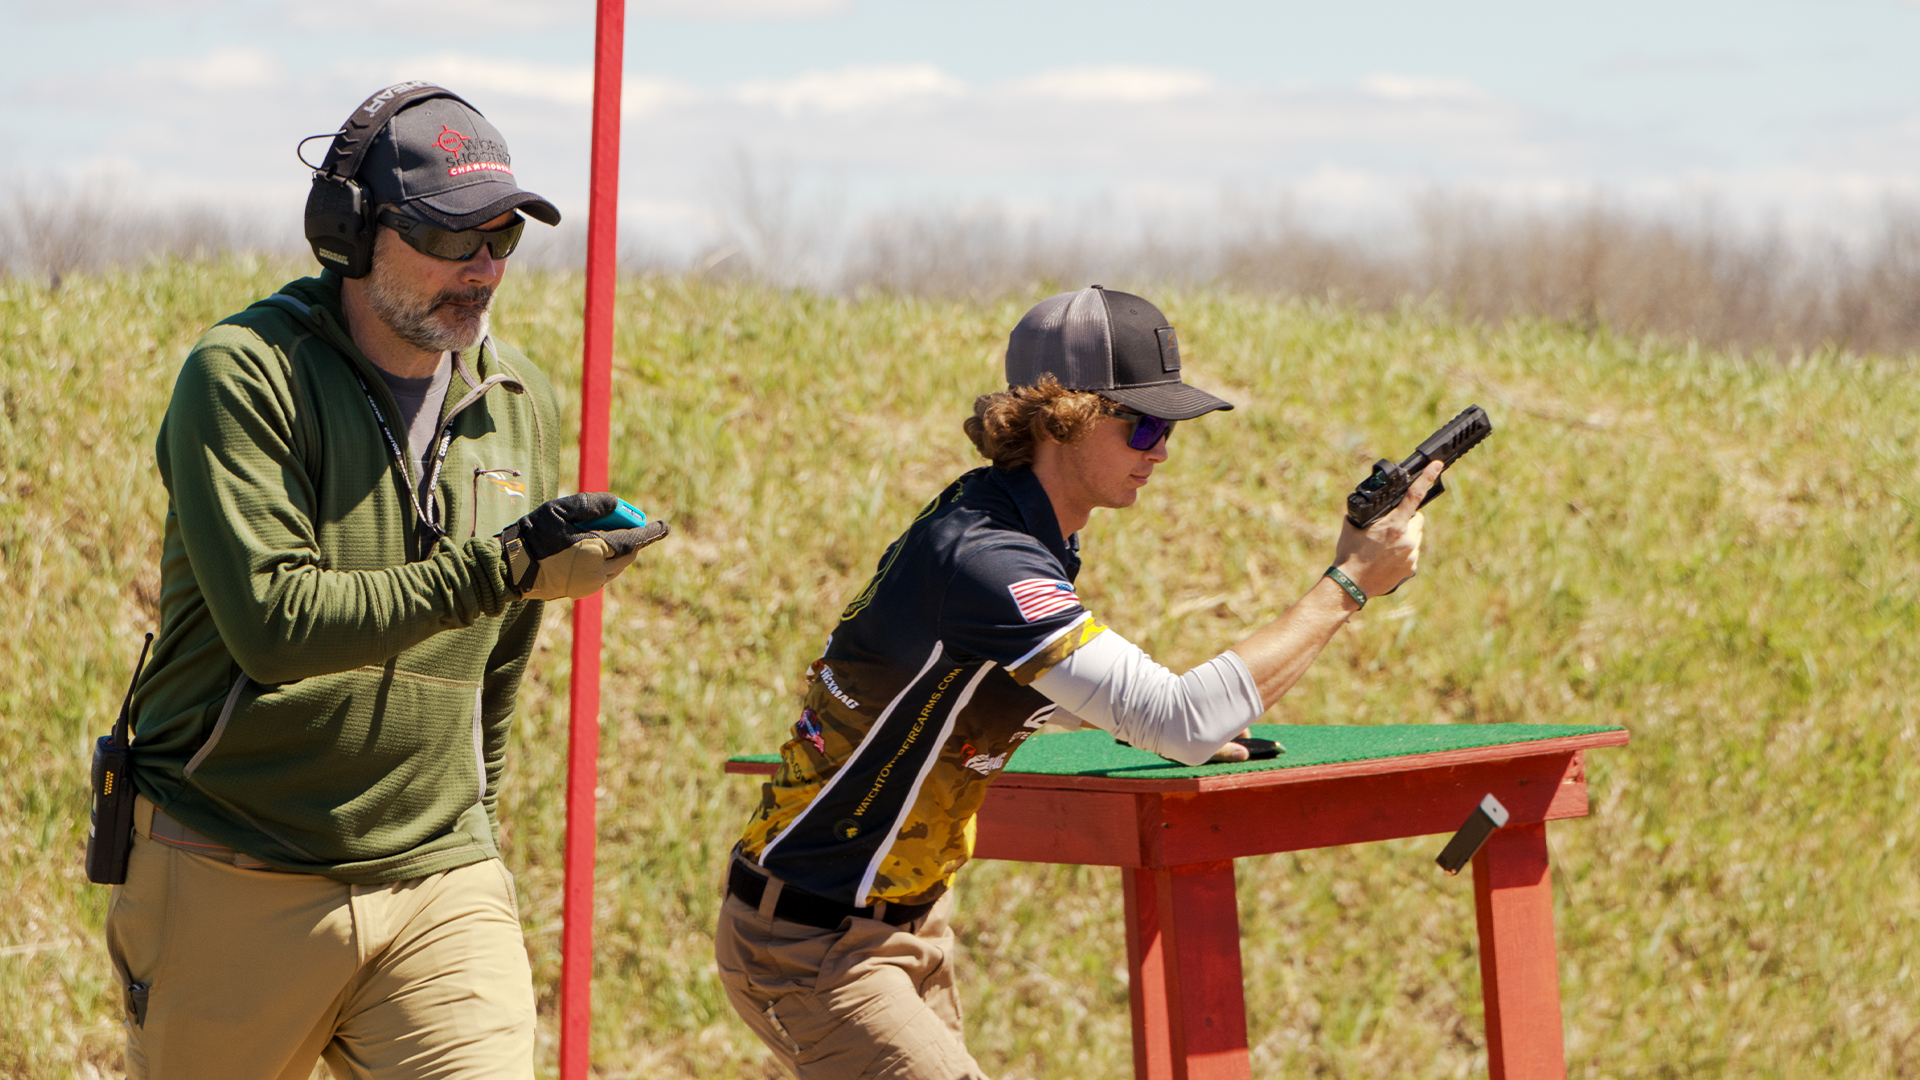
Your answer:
[3,259,1918,1078]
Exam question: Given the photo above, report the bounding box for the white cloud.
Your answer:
[15,47,1920,261]
[1356,75,1492,102]
[1592,51,1754,78]
[271,0,846,33]
[297,55,696,117]
[618,195,718,228]
[1002,65,1220,104]
[20,45,287,102]
[631,0,851,16]
[278,0,592,36]
[357,55,599,110]
[173,46,286,92]
[731,64,966,115]
[18,0,226,13]
[1794,111,1920,175]
[622,76,703,118]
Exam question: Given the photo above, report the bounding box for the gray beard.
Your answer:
[365,267,493,355]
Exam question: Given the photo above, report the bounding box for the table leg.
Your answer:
[1471,821,1567,1080]
[1123,861,1252,1080]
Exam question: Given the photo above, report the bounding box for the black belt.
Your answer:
[727,858,938,929]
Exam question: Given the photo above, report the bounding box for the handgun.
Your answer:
[1345,405,1492,529]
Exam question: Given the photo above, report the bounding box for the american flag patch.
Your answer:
[1008,578,1081,623]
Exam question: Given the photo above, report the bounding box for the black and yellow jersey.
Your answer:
[739,465,1107,906]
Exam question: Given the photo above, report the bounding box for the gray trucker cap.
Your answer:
[1005,285,1233,420]
[358,96,560,231]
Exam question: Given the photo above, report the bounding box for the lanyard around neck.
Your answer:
[349,365,452,560]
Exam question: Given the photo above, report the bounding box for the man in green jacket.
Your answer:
[106,85,659,1079]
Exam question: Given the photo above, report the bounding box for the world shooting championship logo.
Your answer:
[437,123,513,178]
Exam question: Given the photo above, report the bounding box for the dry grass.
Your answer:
[3,260,1918,1077]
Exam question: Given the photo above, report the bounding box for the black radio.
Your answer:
[85,633,152,886]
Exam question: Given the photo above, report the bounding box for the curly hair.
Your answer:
[963,376,1116,471]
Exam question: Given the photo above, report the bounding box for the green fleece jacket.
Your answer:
[129,271,560,883]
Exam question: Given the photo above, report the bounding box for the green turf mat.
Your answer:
[730,722,1624,779]
[1001,722,1623,778]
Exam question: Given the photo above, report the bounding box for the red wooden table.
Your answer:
[729,722,1628,1080]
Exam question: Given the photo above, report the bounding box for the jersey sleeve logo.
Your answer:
[1007,578,1081,622]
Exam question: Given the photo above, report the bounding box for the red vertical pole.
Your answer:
[562,1,624,1076]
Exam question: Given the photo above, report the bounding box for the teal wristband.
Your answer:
[1324,565,1367,609]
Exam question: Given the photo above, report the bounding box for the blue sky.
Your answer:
[5,0,1917,256]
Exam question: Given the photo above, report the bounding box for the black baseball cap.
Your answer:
[357,95,560,231]
[1005,286,1233,420]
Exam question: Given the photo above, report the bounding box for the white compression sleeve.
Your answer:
[1030,629,1265,766]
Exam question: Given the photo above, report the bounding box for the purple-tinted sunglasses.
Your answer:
[1116,409,1176,450]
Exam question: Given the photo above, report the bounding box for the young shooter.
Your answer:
[715,285,1440,1080]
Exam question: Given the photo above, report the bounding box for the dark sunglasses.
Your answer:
[1115,409,1176,450]
[378,208,525,262]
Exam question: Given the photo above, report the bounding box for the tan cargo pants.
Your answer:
[104,796,535,1080]
[714,864,987,1080]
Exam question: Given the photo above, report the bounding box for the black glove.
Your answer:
[498,492,670,600]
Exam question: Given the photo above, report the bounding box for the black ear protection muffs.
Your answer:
[300,81,478,279]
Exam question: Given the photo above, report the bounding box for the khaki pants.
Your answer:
[714,866,986,1080]
[105,797,535,1080]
